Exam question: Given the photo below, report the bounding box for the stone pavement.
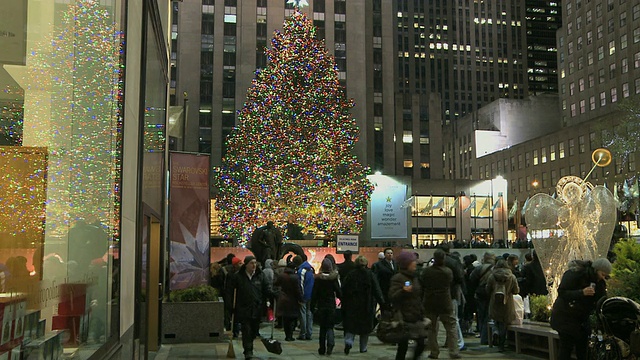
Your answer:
[150,322,547,360]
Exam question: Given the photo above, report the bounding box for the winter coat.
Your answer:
[521,260,548,296]
[263,259,275,285]
[337,259,356,280]
[444,254,465,301]
[297,261,315,302]
[420,263,453,315]
[274,267,303,318]
[373,259,397,304]
[226,265,275,322]
[389,269,424,323]
[550,260,606,335]
[486,267,520,324]
[311,271,342,327]
[342,266,383,335]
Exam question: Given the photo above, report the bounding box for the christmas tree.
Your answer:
[215,9,373,245]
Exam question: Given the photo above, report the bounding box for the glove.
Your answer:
[266,301,271,307]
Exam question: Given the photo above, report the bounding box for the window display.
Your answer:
[0,0,123,358]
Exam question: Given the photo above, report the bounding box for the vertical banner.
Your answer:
[0,0,27,65]
[369,176,408,239]
[169,153,210,290]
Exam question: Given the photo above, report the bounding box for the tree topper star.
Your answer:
[287,0,309,8]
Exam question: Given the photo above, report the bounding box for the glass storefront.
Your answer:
[1,0,123,358]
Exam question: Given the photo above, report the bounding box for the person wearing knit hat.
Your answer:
[231,257,242,266]
[396,251,417,270]
[551,258,610,360]
[226,254,277,359]
[389,251,429,360]
[377,251,385,260]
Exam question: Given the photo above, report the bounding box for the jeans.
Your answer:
[396,337,425,360]
[558,330,589,360]
[299,301,313,338]
[344,332,369,352]
[476,298,490,344]
[451,299,465,349]
[318,325,335,352]
[495,321,508,349]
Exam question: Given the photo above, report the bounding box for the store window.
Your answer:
[0,0,123,357]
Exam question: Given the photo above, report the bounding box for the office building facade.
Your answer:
[170,0,534,181]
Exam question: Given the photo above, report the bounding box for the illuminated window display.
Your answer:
[1,0,122,357]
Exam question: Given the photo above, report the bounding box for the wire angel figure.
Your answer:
[524,176,617,302]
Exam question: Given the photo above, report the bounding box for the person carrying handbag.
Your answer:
[389,252,429,360]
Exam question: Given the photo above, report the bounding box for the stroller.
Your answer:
[588,297,640,360]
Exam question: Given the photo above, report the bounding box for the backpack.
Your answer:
[494,281,506,305]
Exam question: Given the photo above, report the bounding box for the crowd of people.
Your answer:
[209,244,611,360]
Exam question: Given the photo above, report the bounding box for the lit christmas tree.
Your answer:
[215,9,373,245]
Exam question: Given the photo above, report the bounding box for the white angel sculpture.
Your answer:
[525,175,617,302]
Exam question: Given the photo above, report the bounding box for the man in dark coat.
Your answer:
[372,248,397,309]
[421,249,461,359]
[337,250,356,280]
[342,256,384,354]
[226,255,277,359]
[550,258,610,360]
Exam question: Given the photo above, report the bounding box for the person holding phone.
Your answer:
[389,252,429,360]
[550,258,611,360]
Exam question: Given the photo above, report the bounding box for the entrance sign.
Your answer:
[336,234,359,253]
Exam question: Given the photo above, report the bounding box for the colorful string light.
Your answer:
[3,0,124,242]
[215,10,374,245]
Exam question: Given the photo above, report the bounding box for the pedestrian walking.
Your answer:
[294,254,315,340]
[421,249,461,359]
[225,255,277,360]
[342,255,384,354]
[274,261,303,341]
[311,258,342,355]
[389,252,428,360]
[486,259,520,351]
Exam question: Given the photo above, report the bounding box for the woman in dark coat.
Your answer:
[311,258,342,355]
[341,255,384,354]
[274,263,303,341]
[389,251,429,360]
[550,258,610,360]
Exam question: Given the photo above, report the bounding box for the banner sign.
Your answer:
[336,234,359,254]
[369,179,408,239]
[0,0,27,65]
[169,152,210,290]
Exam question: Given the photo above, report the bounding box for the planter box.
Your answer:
[161,301,224,344]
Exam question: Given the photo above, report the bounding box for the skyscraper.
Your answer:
[170,0,530,180]
[525,0,562,94]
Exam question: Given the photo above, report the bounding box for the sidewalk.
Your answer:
[150,322,545,360]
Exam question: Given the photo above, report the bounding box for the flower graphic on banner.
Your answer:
[170,211,210,289]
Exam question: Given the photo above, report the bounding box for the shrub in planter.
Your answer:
[608,238,640,303]
[168,285,219,302]
[162,285,224,343]
[529,294,551,322]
